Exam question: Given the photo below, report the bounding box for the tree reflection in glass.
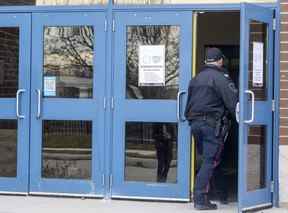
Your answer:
[126,26,180,99]
[43,26,94,98]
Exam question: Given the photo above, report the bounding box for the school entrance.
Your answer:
[0,3,278,212]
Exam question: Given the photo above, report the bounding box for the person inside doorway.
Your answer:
[184,47,238,210]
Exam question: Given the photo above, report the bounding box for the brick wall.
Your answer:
[281,0,288,145]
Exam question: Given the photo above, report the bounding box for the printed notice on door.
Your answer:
[138,45,165,86]
[252,42,264,87]
[44,76,56,96]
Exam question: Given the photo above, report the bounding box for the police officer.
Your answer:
[184,47,238,210]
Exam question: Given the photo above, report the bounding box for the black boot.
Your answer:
[194,194,218,210]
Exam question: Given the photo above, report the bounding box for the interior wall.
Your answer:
[196,12,240,71]
[194,12,240,201]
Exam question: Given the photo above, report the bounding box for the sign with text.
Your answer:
[252,42,264,88]
[44,76,56,96]
[138,45,165,87]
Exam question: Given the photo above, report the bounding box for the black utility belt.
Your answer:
[190,115,217,128]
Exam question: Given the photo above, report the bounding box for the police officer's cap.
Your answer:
[206,47,225,63]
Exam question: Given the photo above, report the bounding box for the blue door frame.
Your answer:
[238,3,274,212]
[0,2,280,209]
[0,13,31,193]
[111,11,192,200]
[29,12,106,196]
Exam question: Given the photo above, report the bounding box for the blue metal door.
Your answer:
[238,3,274,212]
[0,13,31,193]
[111,11,192,200]
[29,12,106,196]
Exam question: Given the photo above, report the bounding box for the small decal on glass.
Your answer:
[44,76,56,96]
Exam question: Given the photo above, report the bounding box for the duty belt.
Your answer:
[190,114,218,128]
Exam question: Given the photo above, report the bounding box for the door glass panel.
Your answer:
[126,25,180,99]
[0,0,107,6]
[0,27,19,97]
[247,125,266,191]
[248,20,268,101]
[43,26,94,98]
[42,120,92,179]
[0,120,17,177]
[125,122,177,183]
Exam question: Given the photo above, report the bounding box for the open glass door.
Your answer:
[238,3,274,212]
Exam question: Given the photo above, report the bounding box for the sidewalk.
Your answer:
[0,195,287,213]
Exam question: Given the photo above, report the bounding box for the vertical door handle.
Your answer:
[244,90,255,123]
[36,89,41,119]
[235,102,240,123]
[16,89,26,119]
[177,90,186,122]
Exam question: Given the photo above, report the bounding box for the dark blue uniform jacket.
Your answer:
[184,65,239,121]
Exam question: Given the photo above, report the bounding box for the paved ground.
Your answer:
[0,195,287,213]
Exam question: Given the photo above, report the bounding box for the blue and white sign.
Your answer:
[44,76,56,96]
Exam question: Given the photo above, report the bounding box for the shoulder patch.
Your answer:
[228,82,238,93]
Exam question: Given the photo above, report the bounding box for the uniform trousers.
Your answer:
[190,119,224,203]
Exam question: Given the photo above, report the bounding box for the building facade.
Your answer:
[0,0,285,212]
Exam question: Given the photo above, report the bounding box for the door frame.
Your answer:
[0,2,280,208]
[238,3,274,211]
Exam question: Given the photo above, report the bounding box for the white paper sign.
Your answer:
[44,76,56,96]
[138,45,165,86]
[252,42,264,87]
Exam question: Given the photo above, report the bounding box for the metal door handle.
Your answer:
[36,89,41,119]
[244,90,255,123]
[177,90,186,122]
[235,102,239,123]
[16,89,26,119]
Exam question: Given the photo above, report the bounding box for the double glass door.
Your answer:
[0,10,192,199]
[0,12,107,196]
[0,6,276,209]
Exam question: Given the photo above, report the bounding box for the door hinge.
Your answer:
[112,19,115,32]
[273,18,276,31]
[272,99,275,112]
[103,97,106,110]
[271,180,274,193]
[109,174,113,189]
[102,174,105,186]
[111,97,114,110]
[104,19,107,32]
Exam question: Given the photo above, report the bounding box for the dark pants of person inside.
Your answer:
[190,119,224,204]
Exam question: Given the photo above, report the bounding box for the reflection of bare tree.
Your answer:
[44,26,94,98]
[44,26,94,78]
[59,27,93,71]
[126,26,180,99]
